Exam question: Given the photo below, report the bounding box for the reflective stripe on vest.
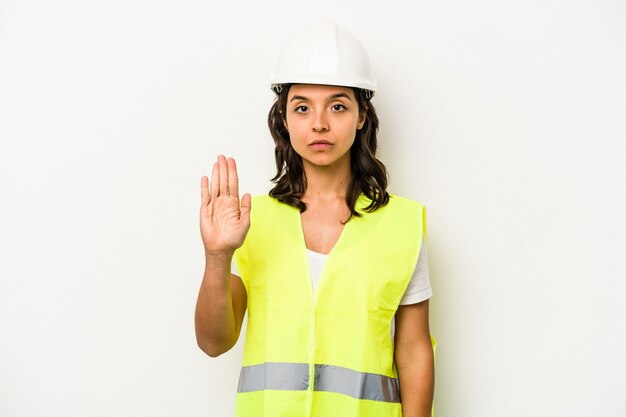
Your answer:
[237,362,401,403]
[237,362,309,392]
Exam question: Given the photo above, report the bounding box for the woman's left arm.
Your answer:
[394,299,434,417]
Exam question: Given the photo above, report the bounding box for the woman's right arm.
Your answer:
[195,155,251,357]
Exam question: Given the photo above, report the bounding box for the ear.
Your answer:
[281,111,289,131]
[357,110,367,130]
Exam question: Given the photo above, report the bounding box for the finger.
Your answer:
[227,157,239,199]
[240,193,251,226]
[218,155,228,196]
[210,162,219,198]
[200,176,210,205]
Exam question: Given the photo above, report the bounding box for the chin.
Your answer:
[304,157,341,168]
[301,151,350,169]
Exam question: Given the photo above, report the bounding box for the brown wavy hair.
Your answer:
[268,84,389,220]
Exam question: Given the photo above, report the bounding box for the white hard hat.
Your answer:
[270,22,377,98]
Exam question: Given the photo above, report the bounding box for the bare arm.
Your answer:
[194,155,251,357]
[194,256,247,357]
[394,299,434,417]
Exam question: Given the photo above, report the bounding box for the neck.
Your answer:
[302,158,352,201]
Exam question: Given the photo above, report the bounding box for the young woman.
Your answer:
[195,22,434,417]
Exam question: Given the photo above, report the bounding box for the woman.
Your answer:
[195,22,434,417]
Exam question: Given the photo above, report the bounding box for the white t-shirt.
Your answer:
[231,235,432,306]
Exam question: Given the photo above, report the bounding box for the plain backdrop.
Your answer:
[1,0,625,416]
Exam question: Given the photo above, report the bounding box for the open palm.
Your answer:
[200,155,251,254]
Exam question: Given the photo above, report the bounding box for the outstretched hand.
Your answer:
[200,155,251,255]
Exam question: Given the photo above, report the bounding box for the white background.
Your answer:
[1,0,625,416]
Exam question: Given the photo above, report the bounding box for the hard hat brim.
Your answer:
[270,77,376,98]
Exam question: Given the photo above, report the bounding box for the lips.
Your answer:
[309,140,334,151]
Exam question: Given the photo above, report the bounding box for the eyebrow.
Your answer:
[289,93,353,103]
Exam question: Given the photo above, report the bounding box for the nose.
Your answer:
[312,110,329,133]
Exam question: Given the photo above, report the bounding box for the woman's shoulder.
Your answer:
[384,194,427,236]
[249,194,293,212]
[354,193,425,219]
[250,194,273,204]
[385,193,426,212]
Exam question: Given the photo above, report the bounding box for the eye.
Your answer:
[332,104,347,111]
[294,105,309,113]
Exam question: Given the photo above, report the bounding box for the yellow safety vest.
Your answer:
[233,194,435,417]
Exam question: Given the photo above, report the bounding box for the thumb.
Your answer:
[240,193,252,224]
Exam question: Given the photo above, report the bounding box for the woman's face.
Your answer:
[284,84,366,171]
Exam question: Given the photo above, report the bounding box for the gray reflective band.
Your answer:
[237,362,309,392]
[314,364,400,403]
[237,362,400,403]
